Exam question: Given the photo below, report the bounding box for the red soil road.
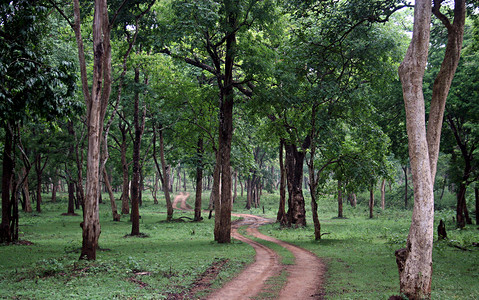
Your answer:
[171,193,326,299]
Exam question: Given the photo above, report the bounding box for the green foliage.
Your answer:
[0,1,78,126]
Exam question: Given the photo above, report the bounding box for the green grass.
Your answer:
[0,192,254,299]
[1,190,478,299]
[256,195,479,299]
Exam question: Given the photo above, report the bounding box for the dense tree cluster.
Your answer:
[1,0,478,298]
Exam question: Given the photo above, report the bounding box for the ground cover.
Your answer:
[257,194,479,299]
[0,193,254,299]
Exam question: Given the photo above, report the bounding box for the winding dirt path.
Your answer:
[171,193,326,299]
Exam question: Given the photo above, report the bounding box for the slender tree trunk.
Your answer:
[277,140,287,225]
[118,123,130,214]
[474,187,479,225]
[103,169,120,221]
[23,169,33,213]
[232,170,237,203]
[381,179,386,210]
[75,0,113,260]
[337,180,343,218]
[369,187,374,219]
[131,67,143,235]
[194,137,204,222]
[245,176,252,210]
[35,154,43,213]
[456,183,466,228]
[159,130,173,221]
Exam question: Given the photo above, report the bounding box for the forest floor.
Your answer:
[172,192,326,299]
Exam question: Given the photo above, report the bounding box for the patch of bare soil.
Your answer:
[172,194,326,299]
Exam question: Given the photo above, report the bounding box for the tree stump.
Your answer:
[438,219,447,240]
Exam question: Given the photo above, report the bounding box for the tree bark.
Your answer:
[381,179,386,210]
[119,122,130,215]
[277,140,287,226]
[284,142,307,227]
[475,188,479,225]
[369,187,374,219]
[403,165,409,209]
[75,0,112,260]
[194,137,204,222]
[395,0,465,298]
[337,180,343,218]
[103,168,120,221]
[0,123,14,243]
[130,67,144,235]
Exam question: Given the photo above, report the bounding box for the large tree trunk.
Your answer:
[213,2,237,244]
[0,123,14,243]
[395,0,465,298]
[277,140,287,226]
[75,0,112,260]
[194,137,204,222]
[284,142,307,227]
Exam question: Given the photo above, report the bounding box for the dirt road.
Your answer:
[172,193,326,299]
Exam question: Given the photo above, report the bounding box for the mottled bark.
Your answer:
[395,0,465,298]
[277,140,287,225]
[381,179,386,210]
[284,142,307,227]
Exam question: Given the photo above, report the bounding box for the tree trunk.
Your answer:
[213,2,237,244]
[456,183,466,228]
[395,0,465,297]
[369,187,374,219]
[67,181,76,215]
[232,170,237,203]
[130,67,143,235]
[0,123,14,243]
[159,130,173,221]
[284,142,307,227]
[23,168,33,213]
[245,176,252,210]
[337,180,343,218]
[119,123,130,215]
[51,177,58,203]
[75,0,112,260]
[475,187,479,225]
[403,165,408,209]
[381,179,386,210]
[277,140,287,225]
[103,169,120,221]
[194,137,204,222]
[35,154,44,213]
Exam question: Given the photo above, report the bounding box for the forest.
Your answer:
[1,0,478,299]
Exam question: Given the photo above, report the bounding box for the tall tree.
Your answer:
[0,1,76,243]
[395,0,466,298]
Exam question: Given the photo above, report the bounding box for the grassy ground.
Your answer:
[256,192,479,299]
[1,190,478,299]
[0,192,254,299]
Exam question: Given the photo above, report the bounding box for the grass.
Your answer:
[1,189,478,299]
[255,192,479,299]
[0,192,254,299]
